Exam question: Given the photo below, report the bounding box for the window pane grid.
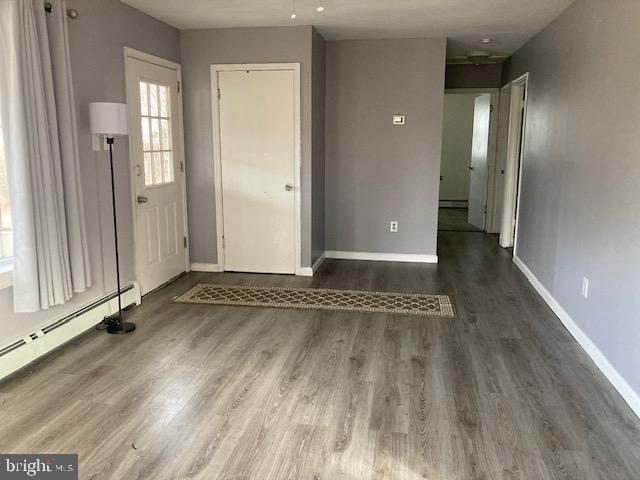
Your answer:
[140,81,173,187]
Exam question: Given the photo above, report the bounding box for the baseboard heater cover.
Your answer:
[0,283,140,382]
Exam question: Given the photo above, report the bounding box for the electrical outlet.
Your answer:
[390,221,398,233]
[581,277,589,299]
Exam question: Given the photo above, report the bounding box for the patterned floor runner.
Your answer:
[174,284,455,317]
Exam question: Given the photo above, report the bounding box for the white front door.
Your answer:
[125,55,187,294]
[468,94,491,230]
[217,69,296,274]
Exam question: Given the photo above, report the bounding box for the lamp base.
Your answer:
[103,312,136,335]
[107,321,136,334]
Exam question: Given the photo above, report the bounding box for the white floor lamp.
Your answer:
[89,102,136,334]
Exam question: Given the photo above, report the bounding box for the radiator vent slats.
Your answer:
[0,284,135,358]
[0,340,27,358]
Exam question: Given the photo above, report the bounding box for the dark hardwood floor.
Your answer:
[1,232,639,479]
[438,208,482,232]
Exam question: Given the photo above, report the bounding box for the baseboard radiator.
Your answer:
[0,283,141,382]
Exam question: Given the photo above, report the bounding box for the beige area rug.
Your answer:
[174,284,455,317]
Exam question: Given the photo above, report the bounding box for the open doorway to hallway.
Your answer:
[439,89,499,233]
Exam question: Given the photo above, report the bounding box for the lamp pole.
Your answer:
[105,136,135,334]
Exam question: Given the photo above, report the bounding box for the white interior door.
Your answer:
[218,69,296,274]
[125,56,186,294]
[468,94,491,229]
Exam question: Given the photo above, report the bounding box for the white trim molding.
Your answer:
[513,255,640,419]
[190,263,223,273]
[500,73,529,249]
[297,267,313,277]
[297,252,327,277]
[312,251,326,273]
[326,251,438,264]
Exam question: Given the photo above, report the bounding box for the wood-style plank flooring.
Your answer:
[1,232,640,479]
[438,208,482,232]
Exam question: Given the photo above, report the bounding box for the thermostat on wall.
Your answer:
[392,114,406,125]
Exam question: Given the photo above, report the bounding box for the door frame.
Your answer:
[499,73,529,251]
[210,63,302,275]
[123,47,191,287]
[443,88,500,233]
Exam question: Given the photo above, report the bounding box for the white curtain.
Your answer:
[0,0,91,312]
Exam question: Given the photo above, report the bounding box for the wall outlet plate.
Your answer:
[390,221,399,232]
[392,114,405,125]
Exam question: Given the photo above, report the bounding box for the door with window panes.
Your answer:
[125,55,186,295]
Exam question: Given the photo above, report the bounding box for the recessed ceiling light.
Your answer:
[481,38,493,44]
[316,6,324,12]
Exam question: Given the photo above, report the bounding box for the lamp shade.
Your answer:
[89,102,128,136]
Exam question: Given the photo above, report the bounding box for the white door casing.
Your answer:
[468,94,492,230]
[500,73,529,250]
[125,50,188,294]
[211,64,301,275]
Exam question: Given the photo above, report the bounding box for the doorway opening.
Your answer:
[210,63,302,275]
[124,48,189,296]
[438,89,500,233]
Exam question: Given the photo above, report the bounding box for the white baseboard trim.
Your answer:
[190,263,223,272]
[325,251,438,264]
[0,284,141,382]
[296,267,313,277]
[295,252,326,277]
[312,252,326,273]
[513,255,640,419]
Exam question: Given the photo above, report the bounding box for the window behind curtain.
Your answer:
[0,93,12,268]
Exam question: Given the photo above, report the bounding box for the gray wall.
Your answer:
[504,0,640,396]
[180,26,315,268]
[445,64,502,89]
[325,38,447,256]
[311,28,326,264]
[0,0,180,345]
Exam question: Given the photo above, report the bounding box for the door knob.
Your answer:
[285,183,294,191]
[468,165,474,170]
[137,195,148,204]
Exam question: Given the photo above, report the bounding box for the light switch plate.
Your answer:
[392,114,405,125]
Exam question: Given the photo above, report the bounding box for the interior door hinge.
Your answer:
[180,161,184,172]
[490,104,494,113]
[184,236,188,249]
[484,205,488,214]
[177,81,181,93]
[217,88,221,100]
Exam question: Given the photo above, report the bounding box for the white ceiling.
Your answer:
[120,0,574,57]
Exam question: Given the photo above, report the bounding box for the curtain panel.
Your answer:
[0,0,91,312]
